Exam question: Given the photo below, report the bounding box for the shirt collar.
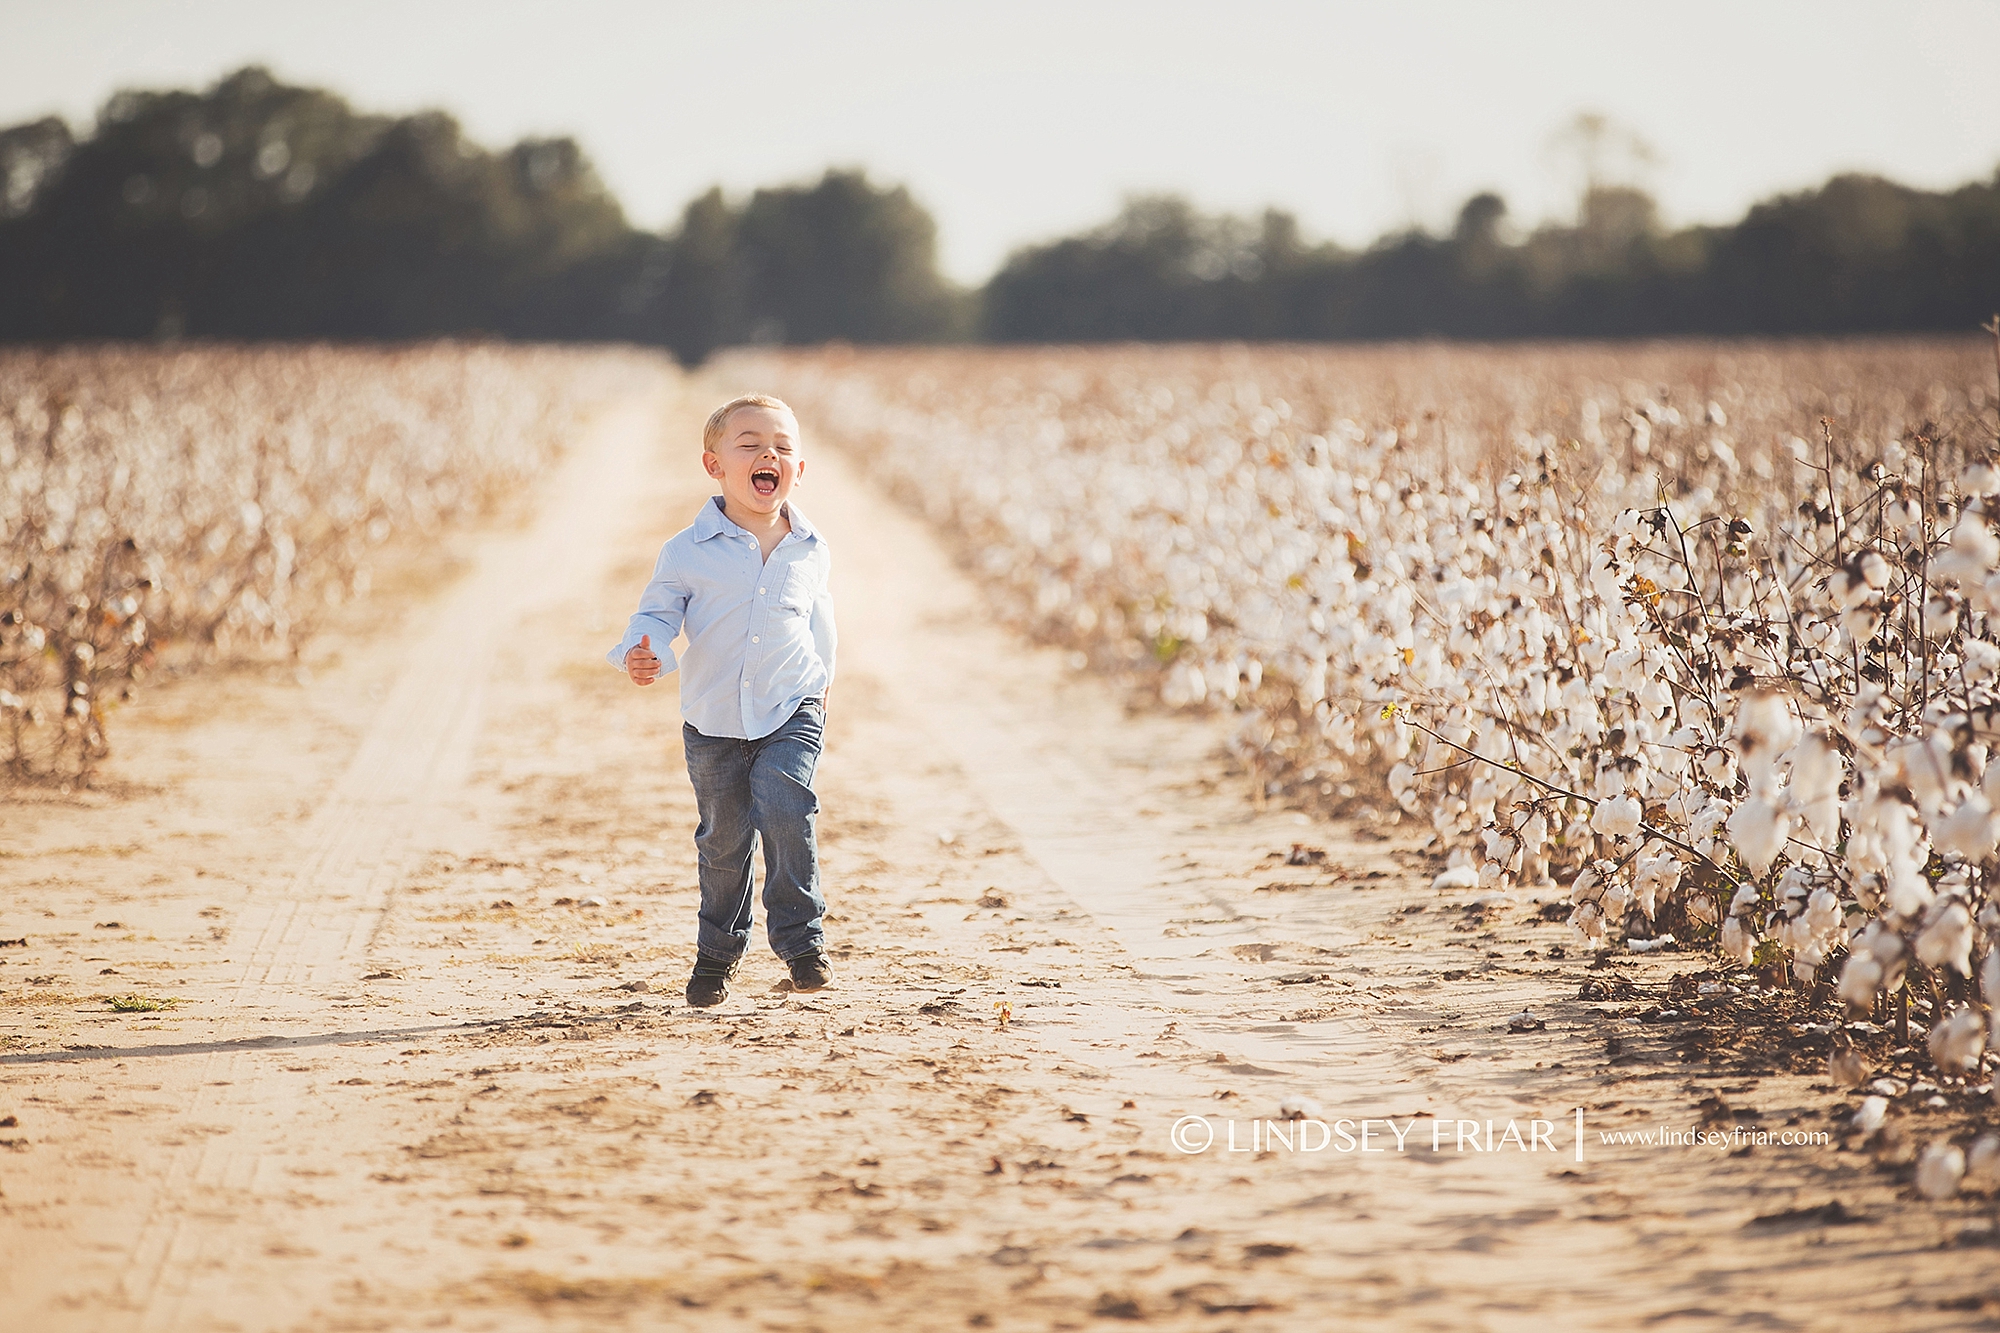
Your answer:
[693,493,818,543]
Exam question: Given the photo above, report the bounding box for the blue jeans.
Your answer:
[681,700,826,962]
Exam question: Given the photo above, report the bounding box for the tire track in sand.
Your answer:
[112,387,669,1332]
[797,439,1981,1330]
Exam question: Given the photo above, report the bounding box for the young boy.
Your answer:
[609,394,836,1007]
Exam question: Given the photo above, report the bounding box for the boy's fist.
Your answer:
[625,634,661,686]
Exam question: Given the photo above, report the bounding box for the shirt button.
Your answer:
[751,636,760,643]
[758,587,766,594]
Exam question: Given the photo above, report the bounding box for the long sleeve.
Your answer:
[607,541,689,672]
[809,560,838,689]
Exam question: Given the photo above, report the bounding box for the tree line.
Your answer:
[1,68,1994,362]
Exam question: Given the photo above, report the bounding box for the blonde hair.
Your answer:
[703,393,797,452]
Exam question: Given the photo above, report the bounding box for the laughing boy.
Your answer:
[609,394,836,1007]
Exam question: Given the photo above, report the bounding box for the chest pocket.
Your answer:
[777,560,817,616]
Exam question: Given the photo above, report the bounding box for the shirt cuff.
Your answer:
[608,637,679,673]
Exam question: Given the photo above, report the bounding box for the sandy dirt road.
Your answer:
[3,376,1998,1332]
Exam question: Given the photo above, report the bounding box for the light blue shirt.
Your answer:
[608,496,836,740]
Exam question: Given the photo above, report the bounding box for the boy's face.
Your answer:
[704,405,804,518]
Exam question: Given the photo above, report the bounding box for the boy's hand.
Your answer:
[624,634,661,686]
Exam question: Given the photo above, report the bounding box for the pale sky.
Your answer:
[2,0,1994,284]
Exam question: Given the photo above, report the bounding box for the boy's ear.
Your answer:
[702,450,724,480]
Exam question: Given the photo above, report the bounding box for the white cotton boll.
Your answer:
[1917,1141,1966,1200]
[1388,762,1419,812]
[1916,902,1975,976]
[1852,1095,1889,1133]
[1928,1007,1986,1072]
[1432,865,1480,891]
[1520,850,1553,890]
[1794,794,1842,852]
[1698,746,1738,788]
[1898,498,1928,544]
[1568,866,1600,904]
[1924,594,1959,640]
[1860,549,1892,589]
[1722,914,1756,965]
[1840,780,1888,852]
[1936,516,2000,584]
[1468,777,1502,827]
[1965,1135,2000,1191]
[1728,796,1792,876]
[1863,921,1907,967]
[1734,692,1802,789]
[1605,643,1644,690]
[1633,854,1680,919]
[1787,731,1842,805]
[1936,546,1987,595]
[1519,812,1549,856]
[1587,551,1624,607]
[1591,794,1643,840]
[1888,736,1956,815]
[1840,603,1884,645]
[1837,951,1884,1011]
[1881,822,1934,920]
[1830,568,1873,611]
[1805,887,1844,942]
[1688,800,1729,843]
[1935,792,2000,861]
[1570,900,1607,947]
[1592,764,1627,802]
[1777,866,1812,915]
[1964,464,2000,496]
[1965,638,2000,683]
[1777,913,1812,954]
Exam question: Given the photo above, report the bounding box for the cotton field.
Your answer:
[0,343,661,779]
[729,338,2000,1108]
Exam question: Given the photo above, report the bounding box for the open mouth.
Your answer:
[751,465,780,497]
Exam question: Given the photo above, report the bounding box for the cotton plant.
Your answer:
[734,342,2000,1083]
[1,345,656,778]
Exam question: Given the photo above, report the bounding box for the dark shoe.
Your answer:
[686,953,740,1008]
[787,948,833,993]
